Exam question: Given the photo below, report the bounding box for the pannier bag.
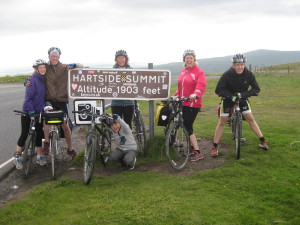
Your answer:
[45,110,65,125]
[155,103,171,126]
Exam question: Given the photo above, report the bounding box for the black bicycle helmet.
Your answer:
[183,49,196,61]
[115,50,128,59]
[33,59,47,68]
[232,53,246,63]
[48,47,61,55]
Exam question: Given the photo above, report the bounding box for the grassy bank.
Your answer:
[0,71,299,224]
[0,75,29,83]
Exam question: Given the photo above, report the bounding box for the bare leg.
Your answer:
[44,123,50,142]
[213,116,228,144]
[243,113,263,138]
[190,133,199,151]
[61,121,73,150]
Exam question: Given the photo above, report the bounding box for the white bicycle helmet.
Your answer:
[183,49,196,61]
[33,59,47,68]
[232,53,247,63]
[48,47,61,55]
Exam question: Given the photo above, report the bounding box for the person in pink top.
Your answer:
[175,49,207,161]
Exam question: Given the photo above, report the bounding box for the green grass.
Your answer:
[0,75,29,83]
[1,71,300,225]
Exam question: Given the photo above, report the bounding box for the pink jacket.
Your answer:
[175,65,207,108]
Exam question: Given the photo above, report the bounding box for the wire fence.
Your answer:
[249,64,299,74]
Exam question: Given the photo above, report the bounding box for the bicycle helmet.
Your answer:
[33,59,47,68]
[48,47,61,55]
[115,50,128,59]
[183,49,196,61]
[232,53,247,63]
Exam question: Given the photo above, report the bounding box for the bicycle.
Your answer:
[72,109,112,184]
[14,110,41,178]
[160,97,191,171]
[132,100,147,156]
[44,110,66,180]
[228,98,243,159]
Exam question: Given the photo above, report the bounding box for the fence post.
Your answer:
[148,63,154,141]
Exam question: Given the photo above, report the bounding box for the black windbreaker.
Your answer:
[215,67,260,100]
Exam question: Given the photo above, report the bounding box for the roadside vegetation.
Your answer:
[0,63,299,224]
[0,75,29,83]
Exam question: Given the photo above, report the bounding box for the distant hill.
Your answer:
[151,49,300,75]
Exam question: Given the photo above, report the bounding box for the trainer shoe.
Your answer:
[190,151,204,162]
[14,152,23,170]
[36,155,47,166]
[122,158,136,171]
[67,149,77,159]
[42,142,50,155]
[259,140,269,150]
[211,146,219,157]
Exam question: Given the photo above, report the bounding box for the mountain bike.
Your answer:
[44,110,65,180]
[72,109,112,185]
[14,110,41,178]
[229,98,243,159]
[160,97,191,171]
[132,100,147,156]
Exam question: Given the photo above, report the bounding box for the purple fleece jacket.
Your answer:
[22,73,46,113]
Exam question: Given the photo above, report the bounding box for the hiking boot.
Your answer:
[36,155,47,166]
[211,146,219,157]
[67,149,77,159]
[259,140,269,150]
[14,152,23,170]
[42,142,49,155]
[190,151,204,162]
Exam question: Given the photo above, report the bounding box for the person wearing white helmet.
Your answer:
[14,59,48,169]
[211,53,269,157]
[175,49,207,162]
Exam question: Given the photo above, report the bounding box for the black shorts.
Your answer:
[220,98,251,117]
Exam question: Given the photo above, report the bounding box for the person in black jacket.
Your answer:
[211,53,268,156]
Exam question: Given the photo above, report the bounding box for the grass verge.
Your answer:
[0,71,299,225]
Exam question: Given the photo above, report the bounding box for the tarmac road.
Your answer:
[0,84,24,165]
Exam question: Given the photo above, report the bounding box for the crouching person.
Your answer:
[107,114,137,170]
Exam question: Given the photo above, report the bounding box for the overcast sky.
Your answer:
[1,0,300,74]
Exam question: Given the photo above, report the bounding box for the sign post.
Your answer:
[148,63,154,141]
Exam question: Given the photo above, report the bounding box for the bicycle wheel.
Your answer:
[83,133,97,184]
[234,113,243,159]
[165,123,190,171]
[133,111,147,156]
[50,131,59,180]
[99,129,111,166]
[22,133,35,178]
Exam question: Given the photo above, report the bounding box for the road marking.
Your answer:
[0,157,14,169]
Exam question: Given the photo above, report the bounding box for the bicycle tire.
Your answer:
[83,134,97,184]
[22,133,35,178]
[133,111,147,156]
[235,113,243,159]
[50,131,59,180]
[165,123,190,171]
[99,129,111,166]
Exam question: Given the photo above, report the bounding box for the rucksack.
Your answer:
[155,103,172,126]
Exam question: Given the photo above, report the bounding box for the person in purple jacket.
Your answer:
[14,59,48,169]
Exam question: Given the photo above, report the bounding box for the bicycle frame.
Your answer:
[230,99,243,159]
[162,97,191,171]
